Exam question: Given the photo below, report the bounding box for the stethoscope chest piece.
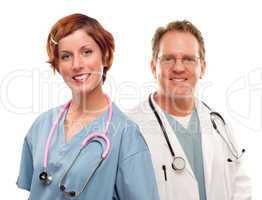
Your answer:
[39,171,52,185]
[172,156,186,171]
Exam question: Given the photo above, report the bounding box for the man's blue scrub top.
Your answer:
[17,102,160,200]
[164,109,207,200]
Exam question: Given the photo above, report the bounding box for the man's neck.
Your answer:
[154,92,195,117]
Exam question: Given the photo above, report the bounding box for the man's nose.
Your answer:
[172,58,186,72]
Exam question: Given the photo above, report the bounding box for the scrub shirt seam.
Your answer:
[120,149,149,164]
[25,136,33,153]
[26,137,34,169]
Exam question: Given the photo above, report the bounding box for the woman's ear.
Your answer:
[103,51,110,67]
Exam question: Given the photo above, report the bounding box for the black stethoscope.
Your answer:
[148,94,245,172]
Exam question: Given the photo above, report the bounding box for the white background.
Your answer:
[0,0,261,199]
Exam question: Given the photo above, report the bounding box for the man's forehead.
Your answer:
[159,31,200,54]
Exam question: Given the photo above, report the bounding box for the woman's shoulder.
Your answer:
[31,105,61,126]
[111,102,148,154]
[111,102,140,131]
[25,105,62,141]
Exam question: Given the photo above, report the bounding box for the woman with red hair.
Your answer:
[17,13,159,200]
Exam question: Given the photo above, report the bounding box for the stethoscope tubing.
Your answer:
[43,94,112,171]
[148,93,245,168]
[148,94,175,157]
[44,101,71,169]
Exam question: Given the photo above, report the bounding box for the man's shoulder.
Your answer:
[128,99,150,115]
[127,99,155,126]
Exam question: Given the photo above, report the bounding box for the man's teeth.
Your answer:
[171,78,186,82]
[73,74,90,81]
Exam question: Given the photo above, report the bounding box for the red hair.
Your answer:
[46,13,115,81]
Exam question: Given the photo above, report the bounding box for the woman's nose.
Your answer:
[72,55,84,71]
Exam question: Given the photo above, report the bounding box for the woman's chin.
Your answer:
[70,83,102,96]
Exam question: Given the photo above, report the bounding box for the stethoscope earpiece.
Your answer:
[60,185,76,197]
[227,148,246,163]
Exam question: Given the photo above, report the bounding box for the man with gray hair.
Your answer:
[129,20,251,200]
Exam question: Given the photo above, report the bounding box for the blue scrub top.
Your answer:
[17,102,160,200]
[164,109,207,200]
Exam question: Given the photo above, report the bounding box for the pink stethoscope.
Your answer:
[39,95,112,198]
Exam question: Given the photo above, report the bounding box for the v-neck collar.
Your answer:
[57,104,111,147]
[164,108,198,134]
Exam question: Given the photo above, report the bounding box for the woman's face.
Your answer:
[58,29,105,95]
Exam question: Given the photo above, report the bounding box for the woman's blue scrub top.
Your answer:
[17,102,160,200]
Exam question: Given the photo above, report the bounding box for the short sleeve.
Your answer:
[115,151,160,200]
[115,123,160,200]
[16,137,33,191]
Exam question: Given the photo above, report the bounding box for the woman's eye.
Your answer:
[83,49,93,56]
[60,54,71,60]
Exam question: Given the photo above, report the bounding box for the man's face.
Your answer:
[151,31,206,98]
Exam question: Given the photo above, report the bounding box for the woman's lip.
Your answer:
[72,73,91,81]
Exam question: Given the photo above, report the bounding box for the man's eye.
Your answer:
[162,56,174,62]
[183,56,195,62]
[165,58,173,61]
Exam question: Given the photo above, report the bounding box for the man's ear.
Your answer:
[151,59,157,79]
[200,59,206,79]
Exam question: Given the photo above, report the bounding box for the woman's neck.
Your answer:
[63,87,108,143]
[69,88,108,119]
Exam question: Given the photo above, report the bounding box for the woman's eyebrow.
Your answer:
[59,50,72,54]
[59,44,93,53]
